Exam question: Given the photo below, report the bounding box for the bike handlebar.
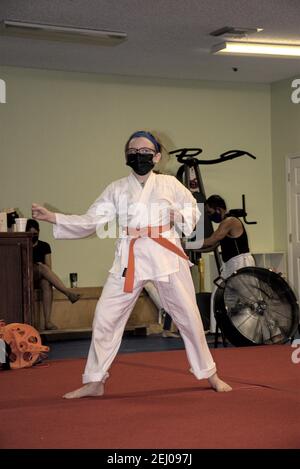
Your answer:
[169,148,256,165]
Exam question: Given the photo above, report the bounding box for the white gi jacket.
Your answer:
[53,172,200,282]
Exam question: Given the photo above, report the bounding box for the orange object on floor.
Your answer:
[0,322,49,369]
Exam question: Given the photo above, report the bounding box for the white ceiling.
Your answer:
[1,0,300,83]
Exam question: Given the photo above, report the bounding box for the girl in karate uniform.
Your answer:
[32,131,232,397]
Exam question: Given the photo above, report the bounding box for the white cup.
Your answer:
[15,218,28,232]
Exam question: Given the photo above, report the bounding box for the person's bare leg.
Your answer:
[63,382,104,399]
[208,372,232,392]
[40,277,57,330]
[38,263,80,303]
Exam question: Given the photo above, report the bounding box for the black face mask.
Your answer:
[32,235,39,244]
[208,212,223,223]
[126,153,155,176]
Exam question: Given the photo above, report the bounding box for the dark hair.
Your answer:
[206,195,227,210]
[26,219,40,231]
[125,130,162,153]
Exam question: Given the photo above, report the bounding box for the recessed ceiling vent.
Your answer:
[210,26,263,39]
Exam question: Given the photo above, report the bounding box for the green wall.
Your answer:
[0,66,272,286]
[271,77,300,251]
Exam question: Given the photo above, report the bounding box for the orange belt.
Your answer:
[123,225,189,293]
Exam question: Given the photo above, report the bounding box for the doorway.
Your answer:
[287,155,300,300]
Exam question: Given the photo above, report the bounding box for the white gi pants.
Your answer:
[82,258,216,384]
[210,253,256,333]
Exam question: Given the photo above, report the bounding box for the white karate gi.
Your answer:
[53,172,216,383]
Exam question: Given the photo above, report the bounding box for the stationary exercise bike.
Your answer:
[169,147,300,346]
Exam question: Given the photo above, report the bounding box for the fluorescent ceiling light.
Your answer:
[212,41,300,57]
[0,20,127,46]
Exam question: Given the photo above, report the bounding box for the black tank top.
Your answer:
[220,217,250,263]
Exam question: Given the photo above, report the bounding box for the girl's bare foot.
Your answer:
[63,382,104,399]
[208,373,232,392]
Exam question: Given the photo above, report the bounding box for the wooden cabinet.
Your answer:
[0,233,34,324]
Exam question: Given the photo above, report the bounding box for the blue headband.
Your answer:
[126,131,161,152]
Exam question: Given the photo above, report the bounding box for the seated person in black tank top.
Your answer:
[202,195,255,333]
[202,195,254,271]
[26,219,81,330]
